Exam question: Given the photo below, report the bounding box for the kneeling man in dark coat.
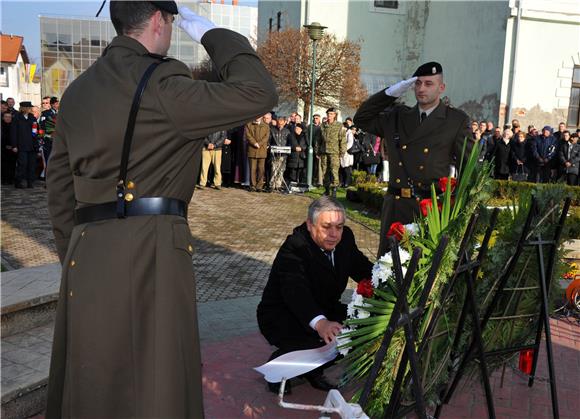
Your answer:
[257,196,373,393]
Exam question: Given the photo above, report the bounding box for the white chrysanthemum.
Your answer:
[347,301,356,317]
[352,293,365,306]
[356,308,370,319]
[398,248,411,264]
[404,223,419,235]
[378,253,393,266]
[336,327,353,356]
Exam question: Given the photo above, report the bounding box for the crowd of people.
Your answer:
[473,119,580,186]
[2,96,579,190]
[1,96,59,188]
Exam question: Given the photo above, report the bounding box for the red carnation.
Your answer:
[387,222,405,241]
[419,198,443,217]
[438,177,457,193]
[356,279,374,298]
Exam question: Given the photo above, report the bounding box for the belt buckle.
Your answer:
[401,188,412,198]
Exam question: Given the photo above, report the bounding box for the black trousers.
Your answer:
[15,151,37,185]
[566,173,578,186]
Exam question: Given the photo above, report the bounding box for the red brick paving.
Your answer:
[201,319,579,419]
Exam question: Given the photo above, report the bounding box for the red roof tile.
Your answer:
[1,34,28,64]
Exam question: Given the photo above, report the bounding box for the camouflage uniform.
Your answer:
[320,120,346,189]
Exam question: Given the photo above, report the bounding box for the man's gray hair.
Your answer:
[307,196,345,224]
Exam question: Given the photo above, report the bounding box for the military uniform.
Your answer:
[46,28,277,418]
[39,106,57,170]
[320,120,346,189]
[354,91,471,257]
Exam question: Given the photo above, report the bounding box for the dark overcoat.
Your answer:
[10,112,38,151]
[257,223,372,349]
[354,91,472,256]
[287,130,308,169]
[46,29,277,418]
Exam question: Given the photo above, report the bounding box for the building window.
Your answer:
[568,66,580,128]
[276,11,281,32]
[0,66,7,87]
[374,1,398,8]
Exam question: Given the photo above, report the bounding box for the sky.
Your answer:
[0,0,257,65]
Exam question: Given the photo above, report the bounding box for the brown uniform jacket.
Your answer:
[354,91,472,256]
[45,29,277,418]
[245,121,270,158]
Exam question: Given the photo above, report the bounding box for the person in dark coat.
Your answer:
[10,101,39,188]
[354,61,472,256]
[559,131,580,185]
[287,122,308,183]
[494,128,512,180]
[510,131,528,180]
[1,112,17,185]
[257,197,372,393]
[533,126,557,183]
[45,2,277,418]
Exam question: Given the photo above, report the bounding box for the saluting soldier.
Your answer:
[320,107,346,197]
[354,62,472,257]
[45,2,277,418]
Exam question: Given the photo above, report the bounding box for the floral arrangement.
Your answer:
[337,142,493,415]
[563,262,579,280]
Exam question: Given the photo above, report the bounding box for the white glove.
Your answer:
[385,76,417,98]
[178,6,217,43]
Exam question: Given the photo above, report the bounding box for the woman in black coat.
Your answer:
[287,123,308,183]
[1,112,17,185]
[510,131,528,180]
[494,128,512,180]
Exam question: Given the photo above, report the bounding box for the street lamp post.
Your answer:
[303,22,326,188]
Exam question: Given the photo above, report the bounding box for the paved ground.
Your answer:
[2,183,579,418]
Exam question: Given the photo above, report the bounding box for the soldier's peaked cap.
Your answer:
[413,62,443,77]
[150,1,178,14]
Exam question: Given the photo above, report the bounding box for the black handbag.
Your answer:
[347,139,362,155]
[362,149,380,165]
[511,165,528,182]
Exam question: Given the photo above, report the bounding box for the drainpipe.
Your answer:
[507,0,523,123]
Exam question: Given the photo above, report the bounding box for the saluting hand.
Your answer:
[315,319,343,344]
[385,76,418,98]
[178,6,217,43]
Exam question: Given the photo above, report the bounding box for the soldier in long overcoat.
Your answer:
[45,2,277,418]
[354,62,472,257]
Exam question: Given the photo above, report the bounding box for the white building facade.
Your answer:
[258,0,580,128]
[0,34,41,104]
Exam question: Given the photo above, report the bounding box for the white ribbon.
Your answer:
[254,341,339,383]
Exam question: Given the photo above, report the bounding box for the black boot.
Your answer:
[324,186,330,196]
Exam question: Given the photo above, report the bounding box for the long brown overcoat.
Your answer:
[354,91,472,257]
[45,28,277,418]
[245,121,270,158]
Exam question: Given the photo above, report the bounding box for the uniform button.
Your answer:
[125,193,134,202]
[424,148,429,153]
[81,231,85,237]
[187,245,193,253]
[395,178,401,183]
[127,181,136,189]
[70,260,76,267]
[398,162,403,167]
[401,145,407,150]
[417,182,422,187]
[419,165,424,170]
[69,290,73,297]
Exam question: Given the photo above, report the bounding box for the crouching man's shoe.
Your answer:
[267,379,292,395]
[303,371,338,391]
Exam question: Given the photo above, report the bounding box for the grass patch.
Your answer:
[305,187,381,233]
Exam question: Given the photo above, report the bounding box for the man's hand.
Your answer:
[296,146,302,152]
[224,139,232,145]
[385,76,417,98]
[315,319,343,344]
[178,6,217,43]
[254,143,260,149]
[12,147,18,153]
[207,143,215,150]
[565,161,572,168]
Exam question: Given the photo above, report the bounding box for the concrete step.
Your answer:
[1,263,61,418]
[1,264,61,337]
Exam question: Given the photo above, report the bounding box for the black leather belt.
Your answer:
[74,197,187,225]
[388,186,434,200]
